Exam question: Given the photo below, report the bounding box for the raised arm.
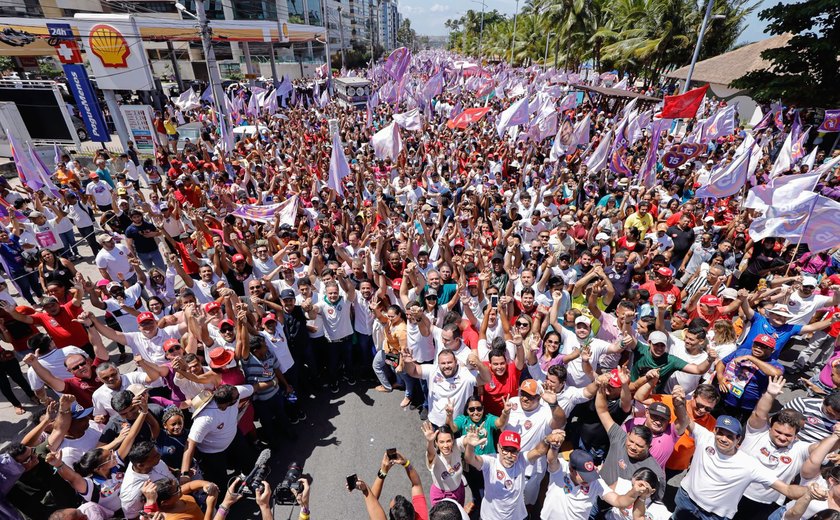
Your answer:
[748,375,785,431]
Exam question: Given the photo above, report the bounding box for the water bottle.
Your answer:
[286,391,298,404]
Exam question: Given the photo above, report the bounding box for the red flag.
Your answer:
[446,107,491,129]
[656,84,709,119]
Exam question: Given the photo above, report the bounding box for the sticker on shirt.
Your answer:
[35,231,57,248]
[705,446,716,455]
[216,423,225,429]
[523,420,533,430]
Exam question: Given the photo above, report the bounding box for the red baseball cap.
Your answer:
[699,294,722,307]
[163,338,181,351]
[498,431,521,451]
[608,368,623,388]
[261,313,277,325]
[754,334,777,348]
[656,267,673,277]
[829,274,840,286]
[204,301,221,313]
[454,237,465,247]
[232,254,245,263]
[467,277,479,287]
[219,318,235,328]
[137,312,155,324]
[391,278,403,291]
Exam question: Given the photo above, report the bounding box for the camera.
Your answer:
[274,462,303,504]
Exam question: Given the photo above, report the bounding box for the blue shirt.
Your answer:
[739,313,803,359]
[0,235,26,273]
[721,347,783,411]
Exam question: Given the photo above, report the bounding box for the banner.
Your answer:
[656,84,708,119]
[74,15,155,91]
[120,105,156,154]
[62,63,110,143]
[230,195,298,225]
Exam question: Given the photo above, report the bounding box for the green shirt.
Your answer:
[630,341,688,393]
[454,413,499,455]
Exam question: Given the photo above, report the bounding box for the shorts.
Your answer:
[167,132,179,141]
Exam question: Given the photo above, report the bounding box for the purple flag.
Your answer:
[585,130,613,173]
[496,97,529,138]
[384,47,412,83]
[696,144,754,198]
[422,70,444,103]
[328,132,352,196]
[819,109,840,132]
[702,105,736,142]
[639,119,670,188]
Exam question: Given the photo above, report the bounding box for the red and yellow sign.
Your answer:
[88,23,130,68]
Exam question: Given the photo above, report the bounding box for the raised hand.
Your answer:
[766,375,786,397]
[672,385,686,407]
[420,421,437,442]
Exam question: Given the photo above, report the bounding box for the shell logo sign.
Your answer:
[88,24,130,68]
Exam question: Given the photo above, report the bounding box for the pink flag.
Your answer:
[8,133,44,190]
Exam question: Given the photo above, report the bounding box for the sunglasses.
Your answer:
[16,451,34,465]
[167,345,182,353]
[68,362,87,372]
[516,322,529,327]
[467,406,483,412]
[220,327,235,333]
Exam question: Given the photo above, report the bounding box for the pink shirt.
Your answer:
[819,351,840,388]
[623,416,679,469]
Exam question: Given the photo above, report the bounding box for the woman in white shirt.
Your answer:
[422,422,466,507]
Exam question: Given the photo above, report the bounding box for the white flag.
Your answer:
[696,145,753,198]
[585,130,613,173]
[770,132,794,177]
[393,109,423,131]
[328,132,352,196]
[496,97,529,138]
[371,122,403,160]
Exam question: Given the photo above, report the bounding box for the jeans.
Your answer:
[78,225,100,256]
[59,230,78,258]
[399,372,422,401]
[196,432,256,492]
[11,270,42,305]
[673,488,727,520]
[372,349,396,390]
[733,496,781,520]
[137,249,165,270]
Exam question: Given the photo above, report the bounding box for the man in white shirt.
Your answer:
[505,379,569,507]
[402,348,491,428]
[736,375,816,518]
[463,429,561,520]
[673,394,807,519]
[120,442,175,520]
[90,311,189,365]
[85,172,114,212]
[304,276,356,392]
[180,385,256,489]
[95,234,135,283]
[91,361,157,421]
[542,448,654,520]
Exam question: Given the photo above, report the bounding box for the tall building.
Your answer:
[378,0,400,52]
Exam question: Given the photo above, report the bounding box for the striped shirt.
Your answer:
[242,352,281,401]
[784,396,837,443]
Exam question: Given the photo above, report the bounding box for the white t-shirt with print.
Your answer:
[188,385,254,453]
[480,454,528,520]
[741,421,811,505]
[542,457,610,520]
[420,364,477,427]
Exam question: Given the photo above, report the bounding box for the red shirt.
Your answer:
[462,325,479,350]
[639,280,683,311]
[62,357,104,408]
[31,302,87,348]
[482,361,521,416]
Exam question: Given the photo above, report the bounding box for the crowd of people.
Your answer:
[0,50,839,520]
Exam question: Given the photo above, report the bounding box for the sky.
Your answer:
[401,0,793,45]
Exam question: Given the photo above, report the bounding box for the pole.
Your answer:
[242,42,256,88]
[195,0,226,118]
[478,2,485,65]
[166,41,183,89]
[337,6,346,69]
[510,0,519,65]
[543,32,552,69]
[268,44,279,88]
[102,90,130,152]
[321,0,332,71]
[683,0,714,93]
[368,0,374,61]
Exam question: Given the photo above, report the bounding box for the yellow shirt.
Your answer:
[624,212,654,235]
[164,120,178,135]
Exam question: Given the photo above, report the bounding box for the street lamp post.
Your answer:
[336,5,346,69]
[176,0,225,118]
[510,0,519,65]
[470,0,487,64]
[683,0,725,93]
[543,31,553,69]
